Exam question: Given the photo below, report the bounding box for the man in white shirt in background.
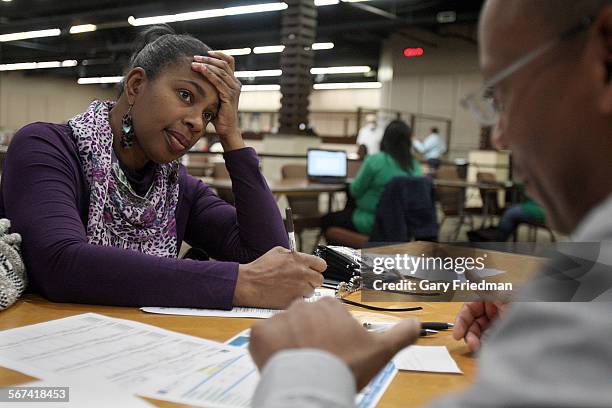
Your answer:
[248,0,612,406]
[413,127,447,171]
[356,113,384,155]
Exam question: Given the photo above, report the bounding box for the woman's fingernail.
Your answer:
[194,55,205,61]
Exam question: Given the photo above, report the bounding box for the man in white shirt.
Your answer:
[249,0,612,406]
[356,113,384,155]
[413,127,447,170]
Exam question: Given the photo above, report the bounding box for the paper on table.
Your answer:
[0,313,241,391]
[138,353,258,408]
[15,376,155,408]
[220,328,396,408]
[355,361,397,408]
[140,306,281,318]
[393,345,462,374]
[140,288,336,318]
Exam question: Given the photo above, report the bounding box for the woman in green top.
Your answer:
[321,120,422,237]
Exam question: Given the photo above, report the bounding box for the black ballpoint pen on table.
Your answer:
[421,322,454,331]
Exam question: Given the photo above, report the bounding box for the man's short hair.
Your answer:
[431,127,439,134]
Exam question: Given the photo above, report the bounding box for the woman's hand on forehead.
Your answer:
[191,52,244,151]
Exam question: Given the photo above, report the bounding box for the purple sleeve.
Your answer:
[183,147,289,261]
[0,124,237,309]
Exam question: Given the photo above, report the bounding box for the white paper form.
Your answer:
[393,345,462,374]
[140,288,337,319]
[140,306,281,319]
[141,328,396,408]
[17,376,156,408]
[0,313,241,391]
[139,352,259,408]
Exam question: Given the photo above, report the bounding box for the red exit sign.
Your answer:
[403,47,424,57]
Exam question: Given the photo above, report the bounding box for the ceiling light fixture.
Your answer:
[77,76,123,84]
[234,69,282,78]
[0,59,77,71]
[311,42,334,50]
[69,24,97,34]
[313,82,382,89]
[310,66,370,74]
[0,28,61,42]
[253,45,285,54]
[212,48,252,56]
[128,2,288,26]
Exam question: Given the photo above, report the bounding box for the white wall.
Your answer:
[379,30,482,158]
[0,72,116,132]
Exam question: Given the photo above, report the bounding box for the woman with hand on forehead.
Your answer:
[0,26,325,309]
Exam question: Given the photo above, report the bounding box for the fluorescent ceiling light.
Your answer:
[213,48,252,56]
[0,60,77,71]
[311,66,371,75]
[242,84,281,91]
[253,45,285,54]
[0,28,61,42]
[341,0,372,2]
[0,63,36,71]
[2,0,13,3]
[128,2,288,26]
[77,76,123,84]
[234,69,282,78]
[314,82,381,90]
[252,42,334,54]
[69,24,97,34]
[312,42,334,50]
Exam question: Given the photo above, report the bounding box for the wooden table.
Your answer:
[0,297,470,408]
[0,242,543,407]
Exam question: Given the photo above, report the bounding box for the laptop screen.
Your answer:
[307,149,348,178]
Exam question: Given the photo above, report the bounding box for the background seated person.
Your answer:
[321,120,422,237]
[0,26,324,310]
[497,183,546,241]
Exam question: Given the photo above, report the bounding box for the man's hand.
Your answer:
[453,301,507,352]
[249,297,420,390]
[234,247,326,309]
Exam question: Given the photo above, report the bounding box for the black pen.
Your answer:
[421,322,454,331]
[285,207,296,252]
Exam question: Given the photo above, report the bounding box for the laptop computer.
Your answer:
[307,148,348,184]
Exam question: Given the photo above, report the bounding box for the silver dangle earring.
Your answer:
[121,104,135,149]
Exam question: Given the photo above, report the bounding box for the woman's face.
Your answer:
[128,57,220,164]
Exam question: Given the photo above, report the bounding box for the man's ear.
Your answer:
[596,6,612,113]
[123,67,147,105]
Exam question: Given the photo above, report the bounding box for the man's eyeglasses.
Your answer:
[461,16,594,126]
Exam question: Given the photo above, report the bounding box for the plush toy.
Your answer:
[0,219,25,311]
